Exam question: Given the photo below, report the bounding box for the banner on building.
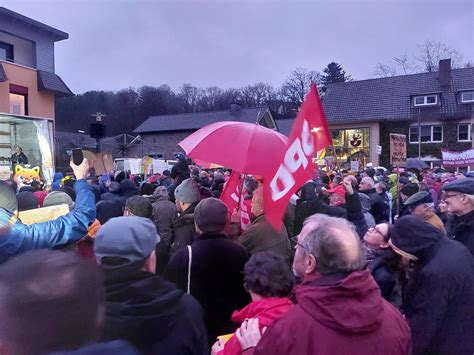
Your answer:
[441,148,474,167]
[389,134,407,167]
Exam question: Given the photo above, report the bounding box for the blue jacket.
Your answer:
[0,179,96,264]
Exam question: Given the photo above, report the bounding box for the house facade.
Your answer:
[132,104,277,159]
[277,59,474,170]
[0,7,72,180]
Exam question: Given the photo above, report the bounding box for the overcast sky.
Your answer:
[3,0,473,94]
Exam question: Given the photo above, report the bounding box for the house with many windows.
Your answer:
[0,7,72,180]
[276,59,474,169]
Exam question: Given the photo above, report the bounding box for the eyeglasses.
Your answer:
[291,236,310,253]
[368,226,387,240]
[442,193,464,201]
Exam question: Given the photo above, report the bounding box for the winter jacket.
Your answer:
[0,179,96,264]
[402,237,474,354]
[294,198,346,234]
[368,251,397,300]
[451,209,474,255]
[248,270,411,355]
[237,214,291,263]
[295,193,368,239]
[152,193,178,274]
[151,197,177,245]
[360,188,388,223]
[96,181,138,224]
[170,160,190,185]
[217,298,293,355]
[170,202,199,256]
[101,265,208,355]
[164,232,250,343]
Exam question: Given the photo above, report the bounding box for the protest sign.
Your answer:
[441,148,474,167]
[19,204,69,225]
[389,134,407,167]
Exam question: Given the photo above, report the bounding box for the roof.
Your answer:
[322,67,474,123]
[134,107,270,133]
[37,70,73,97]
[275,118,294,137]
[0,7,68,41]
[0,63,7,82]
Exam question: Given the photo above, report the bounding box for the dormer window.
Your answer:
[460,91,474,103]
[413,94,438,107]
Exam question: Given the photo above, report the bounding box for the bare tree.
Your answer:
[414,41,464,72]
[179,84,203,112]
[372,41,466,77]
[373,62,398,78]
[280,68,321,105]
[240,82,276,107]
[393,54,417,74]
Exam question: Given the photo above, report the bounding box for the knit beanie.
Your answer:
[174,178,200,204]
[194,198,228,233]
[43,191,75,210]
[17,191,38,212]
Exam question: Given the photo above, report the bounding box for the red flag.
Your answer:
[220,171,252,230]
[220,171,240,213]
[264,84,332,229]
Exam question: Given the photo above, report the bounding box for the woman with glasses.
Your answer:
[362,223,399,301]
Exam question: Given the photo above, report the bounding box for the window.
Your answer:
[9,85,28,116]
[458,124,471,142]
[9,93,27,115]
[461,91,474,103]
[413,94,438,107]
[0,41,13,62]
[409,125,443,143]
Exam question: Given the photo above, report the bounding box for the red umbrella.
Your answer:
[179,121,288,176]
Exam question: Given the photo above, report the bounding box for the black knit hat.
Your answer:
[390,215,443,260]
[125,196,152,218]
[194,198,228,233]
[400,183,419,197]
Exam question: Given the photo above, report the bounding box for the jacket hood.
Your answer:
[296,270,384,334]
[231,297,293,326]
[103,266,186,346]
[119,180,138,197]
[152,186,169,201]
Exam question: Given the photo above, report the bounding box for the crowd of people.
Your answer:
[0,154,472,355]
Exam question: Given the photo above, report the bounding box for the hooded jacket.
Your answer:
[249,270,411,355]
[217,298,293,355]
[151,188,177,243]
[97,181,138,224]
[0,179,96,264]
[391,216,474,355]
[101,265,208,355]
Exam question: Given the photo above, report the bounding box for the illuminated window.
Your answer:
[9,93,27,115]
